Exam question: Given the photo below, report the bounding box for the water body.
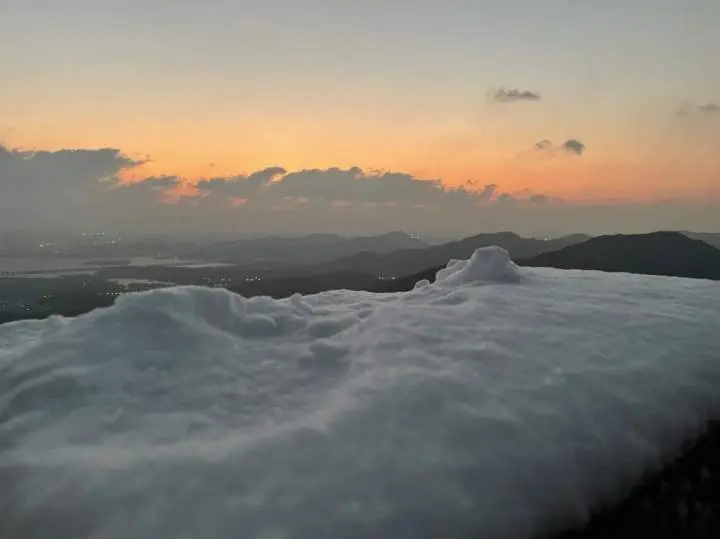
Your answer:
[0,257,229,278]
[0,257,183,272]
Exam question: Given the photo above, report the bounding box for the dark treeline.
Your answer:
[546,421,720,538]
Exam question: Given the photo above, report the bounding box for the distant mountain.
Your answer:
[377,231,720,291]
[182,231,428,265]
[11,232,719,325]
[310,232,590,277]
[557,233,594,244]
[521,231,720,280]
[229,271,380,299]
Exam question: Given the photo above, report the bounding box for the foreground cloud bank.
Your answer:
[2,247,720,538]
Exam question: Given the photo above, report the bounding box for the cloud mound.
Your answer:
[2,252,720,538]
[435,245,523,285]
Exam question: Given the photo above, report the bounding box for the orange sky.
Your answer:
[5,100,719,205]
[3,0,719,211]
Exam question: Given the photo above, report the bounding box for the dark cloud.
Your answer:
[492,87,542,103]
[126,176,181,190]
[195,167,500,208]
[0,146,142,190]
[0,145,571,235]
[532,138,586,156]
[676,102,720,118]
[464,180,497,202]
[0,145,146,229]
[561,139,586,155]
[494,191,556,206]
[195,167,287,199]
[101,176,182,218]
[529,194,551,204]
[698,103,720,114]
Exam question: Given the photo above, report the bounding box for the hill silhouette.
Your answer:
[183,231,427,265]
[307,232,590,277]
[7,231,720,325]
[381,231,720,291]
[521,231,720,280]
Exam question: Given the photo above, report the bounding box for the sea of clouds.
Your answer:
[1,247,720,539]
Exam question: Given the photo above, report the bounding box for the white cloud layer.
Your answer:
[2,247,720,538]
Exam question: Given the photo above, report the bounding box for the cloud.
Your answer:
[494,190,556,206]
[698,103,720,114]
[0,146,142,189]
[197,169,286,195]
[12,144,715,238]
[134,176,182,190]
[0,145,147,229]
[532,138,586,156]
[491,87,542,103]
[676,102,720,118]
[560,139,586,155]
[667,102,720,153]
[464,180,497,202]
[0,145,563,234]
[195,167,287,199]
[194,167,500,208]
[529,194,551,204]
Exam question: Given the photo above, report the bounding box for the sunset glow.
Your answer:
[2,0,719,235]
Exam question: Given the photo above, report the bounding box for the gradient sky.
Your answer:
[2,0,719,235]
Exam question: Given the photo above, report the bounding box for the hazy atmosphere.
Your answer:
[4,3,720,538]
[3,0,719,236]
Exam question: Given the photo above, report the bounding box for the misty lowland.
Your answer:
[3,2,720,538]
[2,230,720,324]
[3,229,720,539]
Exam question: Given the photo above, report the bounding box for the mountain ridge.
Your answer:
[304,232,591,277]
[378,231,720,292]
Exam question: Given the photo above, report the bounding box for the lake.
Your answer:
[0,257,235,279]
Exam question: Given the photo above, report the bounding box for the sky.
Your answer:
[2,0,719,236]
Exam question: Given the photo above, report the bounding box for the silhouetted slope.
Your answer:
[682,231,720,250]
[379,232,720,291]
[312,232,589,277]
[520,231,720,280]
